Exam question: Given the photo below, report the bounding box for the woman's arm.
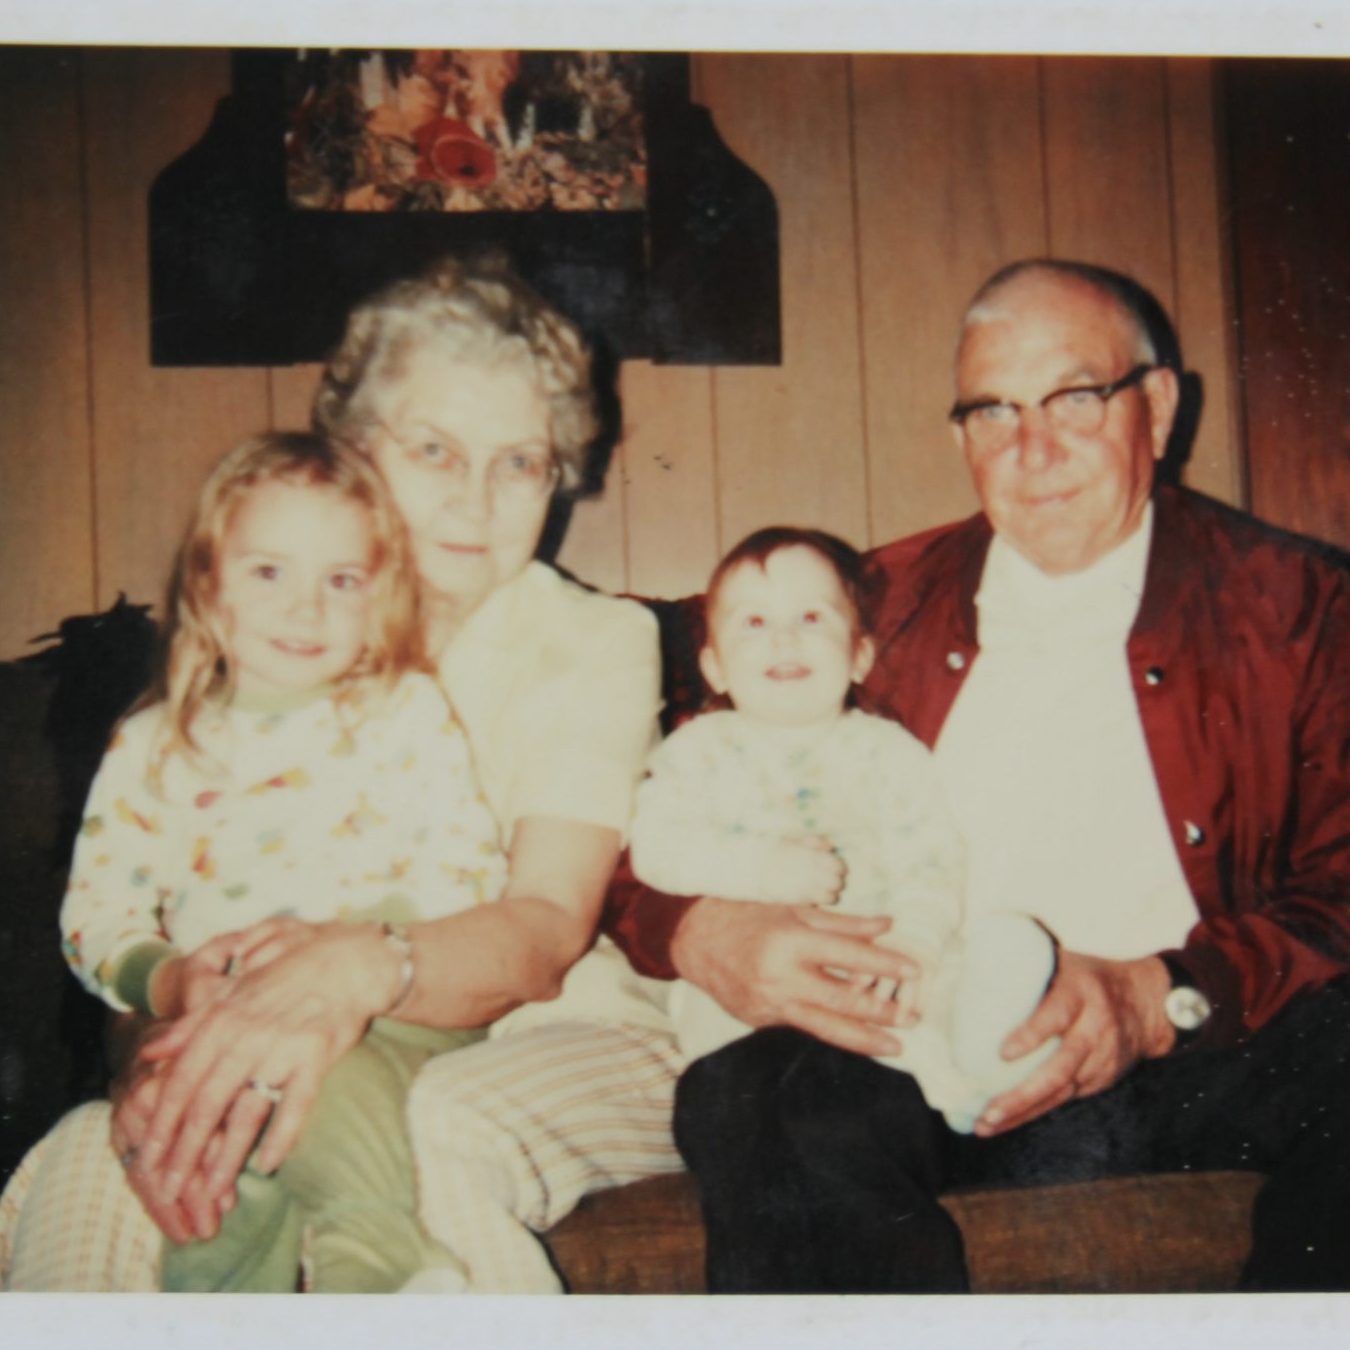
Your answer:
[391,814,620,1023]
[130,814,619,1207]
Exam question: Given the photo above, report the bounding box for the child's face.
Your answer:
[701,546,874,728]
[216,479,376,702]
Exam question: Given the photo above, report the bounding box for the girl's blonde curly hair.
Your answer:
[313,253,599,493]
[154,431,422,776]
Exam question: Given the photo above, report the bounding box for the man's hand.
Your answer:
[974,950,1174,1136]
[671,895,920,1056]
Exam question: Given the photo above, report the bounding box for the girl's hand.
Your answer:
[149,949,231,1020]
[132,921,401,1206]
[757,835,847,906]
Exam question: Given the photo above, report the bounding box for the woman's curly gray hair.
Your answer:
[313,254,599,493]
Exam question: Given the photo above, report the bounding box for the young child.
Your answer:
[629,526,1058,1132]
[60,431,507,1292]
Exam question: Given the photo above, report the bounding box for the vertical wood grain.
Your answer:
[618,361,718,600]
[0,50,1285,658]
[1041,59,1176,307]
[555,461,629,595]
[696,54,870,552]
[1224,59,1350,550]
[268,364,324,430]
[0,48,96,657]
[852,55,1048,544]
[82,48,271,616]
[1164,59,1244,508]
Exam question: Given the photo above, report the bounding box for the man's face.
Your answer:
[951,272,1179,575]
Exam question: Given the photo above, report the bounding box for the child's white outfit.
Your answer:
[629,708,1055,1132]
[59,671,507,1291]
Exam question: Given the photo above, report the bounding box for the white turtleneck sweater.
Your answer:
[933,506,1199,959]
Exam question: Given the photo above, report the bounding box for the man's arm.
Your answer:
[604,865,915,1057]
[981,538,1350,1134]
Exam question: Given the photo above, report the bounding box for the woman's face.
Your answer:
[365,348,555,627]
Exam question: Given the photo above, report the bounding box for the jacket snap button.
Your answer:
[945,651,967,672]
[1144,666,1165,687]
[1183,820,1206,846]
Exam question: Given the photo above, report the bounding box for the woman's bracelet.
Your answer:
[379,921,416,1017]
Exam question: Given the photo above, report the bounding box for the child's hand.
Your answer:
[757,835,846,906]
[149,947,232,1019]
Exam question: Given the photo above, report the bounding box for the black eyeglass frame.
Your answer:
[948,362,1157,432]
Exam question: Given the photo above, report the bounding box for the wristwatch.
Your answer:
[1160,953,1212,1046]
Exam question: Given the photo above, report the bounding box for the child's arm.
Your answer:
[59,710,256,1019]
[629,719,845,906]
[59,713,183,1015]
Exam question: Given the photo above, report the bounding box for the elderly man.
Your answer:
[607,258,1350,1292]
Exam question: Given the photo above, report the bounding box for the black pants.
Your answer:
[674,978,1350,1293]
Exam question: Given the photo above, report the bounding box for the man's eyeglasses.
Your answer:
[949,364,1156,454]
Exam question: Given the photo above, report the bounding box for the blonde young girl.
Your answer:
[59,432,506,1292]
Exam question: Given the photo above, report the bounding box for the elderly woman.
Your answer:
[0,256,686,1291]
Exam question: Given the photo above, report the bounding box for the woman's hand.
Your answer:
[132,921,401,1206]
[671,896,919,1056]
[149,917,320,1019]
[110,1036,237,1242]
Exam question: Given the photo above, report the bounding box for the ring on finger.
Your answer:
[245,1078,285,1106]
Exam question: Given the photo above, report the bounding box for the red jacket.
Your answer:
[604,487,1350,1047]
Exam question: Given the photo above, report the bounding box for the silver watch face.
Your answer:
[1165,984,1212,1032]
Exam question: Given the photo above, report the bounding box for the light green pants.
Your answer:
[161,1020,481,1293]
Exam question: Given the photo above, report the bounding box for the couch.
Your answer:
[0,605,1263,1293]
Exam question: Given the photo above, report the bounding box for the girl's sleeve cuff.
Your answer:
[110,940,179,1014]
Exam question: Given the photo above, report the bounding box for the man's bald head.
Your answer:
[957,260,1160,370]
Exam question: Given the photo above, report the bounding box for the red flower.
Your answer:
[414,117,497,188]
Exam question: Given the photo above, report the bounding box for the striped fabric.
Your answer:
[409,1020,685,1293]
[1,1021,685,1292]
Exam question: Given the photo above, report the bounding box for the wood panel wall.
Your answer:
[0,50,1246,659]
[1224,60,1350,550]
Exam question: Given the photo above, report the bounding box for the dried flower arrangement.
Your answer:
[285,50,647,213]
